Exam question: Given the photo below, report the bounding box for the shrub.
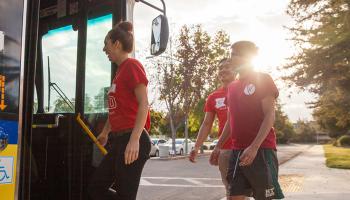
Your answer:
[338,135,350,147]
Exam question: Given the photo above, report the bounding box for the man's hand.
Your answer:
[189,148,199,163]
[97,132,108,146]
[209,148,220,166]
[239,145,258,166]
[125,138,140,165]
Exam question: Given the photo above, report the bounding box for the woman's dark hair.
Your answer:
[107,21,134,53]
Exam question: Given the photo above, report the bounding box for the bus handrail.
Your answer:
[76,113,108,155]
[32,114,64,128]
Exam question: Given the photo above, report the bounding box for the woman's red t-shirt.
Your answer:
[108,58,151,132]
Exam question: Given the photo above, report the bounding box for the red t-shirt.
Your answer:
[226,72,279,149]
[204,87,233,149]
[108,58,151,132]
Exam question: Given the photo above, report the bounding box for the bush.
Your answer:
[337,135,350,147]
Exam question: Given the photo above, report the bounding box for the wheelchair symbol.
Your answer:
[0,166,10,181]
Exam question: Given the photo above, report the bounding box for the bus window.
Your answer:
[84,14,112,113]
[42,26,78,113]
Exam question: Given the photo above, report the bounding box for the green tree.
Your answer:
[175,25,230,145]
[292,120,317,143]
[149,109,167,136]
[274,102,296,144]
[284,0,350,135]
[154,49,184,149]
[53,94,94,113]
[153,25,230,152]
[85,94,95,113]
[313,89,349,138]
[53,97,75,112]
[94,87,108,112]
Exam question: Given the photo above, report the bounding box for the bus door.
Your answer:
[28,1,121,199]
[19,0,169,200]
[0,0,26,200]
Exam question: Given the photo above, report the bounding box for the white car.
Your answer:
[150,138,167,157]
[209,139,218,150]
[162,138,195,155]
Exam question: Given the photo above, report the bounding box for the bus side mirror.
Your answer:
[150,15,169,56]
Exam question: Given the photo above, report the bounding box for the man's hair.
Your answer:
[231,41,258,58]
[218,58,228,70]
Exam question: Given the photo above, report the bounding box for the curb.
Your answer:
[150,152,211,161]
[279,145,314,165]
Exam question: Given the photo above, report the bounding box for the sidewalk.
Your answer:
[279,145,350,200]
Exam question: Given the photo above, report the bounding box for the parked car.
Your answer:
[209,139,218,150]
[150,138,167,157]
[162,138,195,155]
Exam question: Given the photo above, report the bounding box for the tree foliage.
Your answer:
[53,97,75,112]
[292,120,317,143]
[274,102,296,143]
[154,25,230,140]
[285,0,350,134]
[176,26,230,113]
[93,87,108,112]
[149,109,167,136]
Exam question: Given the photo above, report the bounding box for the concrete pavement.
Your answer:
[279,145,350,200]
[139,144,350,199]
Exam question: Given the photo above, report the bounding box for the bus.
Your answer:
[0,0,169,199]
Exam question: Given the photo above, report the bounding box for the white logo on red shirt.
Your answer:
[108,96,117,109]
[244,84,256,95]
[215,97,226,109]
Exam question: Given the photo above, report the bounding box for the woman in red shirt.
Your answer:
[88,21,151,200]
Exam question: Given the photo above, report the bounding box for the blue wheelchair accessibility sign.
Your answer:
[0,157,13,184]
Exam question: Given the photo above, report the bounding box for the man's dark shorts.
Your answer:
[227,149,284,200]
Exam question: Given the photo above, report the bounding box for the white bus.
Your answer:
[0,0,168,199]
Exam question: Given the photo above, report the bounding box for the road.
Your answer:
[137,144,311,200]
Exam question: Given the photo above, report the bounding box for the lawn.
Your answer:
[323,144,350,169]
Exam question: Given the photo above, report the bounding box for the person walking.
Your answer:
[88,21,151,200]
[189,59,238,200]
[210,41,284,200]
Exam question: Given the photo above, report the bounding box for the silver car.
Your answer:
[209,139,218,150]
[163,138,195,155]
[150,138,167,157]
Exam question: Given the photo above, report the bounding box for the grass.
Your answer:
[323,144,350,169]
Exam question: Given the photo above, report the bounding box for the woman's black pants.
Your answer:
[88,131,151,200]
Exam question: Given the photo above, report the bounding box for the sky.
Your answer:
[41,0,315,122]
[132,0,315,122]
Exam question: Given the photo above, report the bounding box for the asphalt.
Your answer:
[139,144,314,200]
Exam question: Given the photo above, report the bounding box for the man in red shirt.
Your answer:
[189,59,236,199]
[210,41,284,200]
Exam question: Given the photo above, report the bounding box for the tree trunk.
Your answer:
[169,109,176,156]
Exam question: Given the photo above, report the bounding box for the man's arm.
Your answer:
[189,112,215,162]
[239,95,276,166]
[215,111,231,149]
[194,112,215,150]
[209,112,231,165]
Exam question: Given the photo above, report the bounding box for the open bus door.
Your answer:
[0,0,169,199]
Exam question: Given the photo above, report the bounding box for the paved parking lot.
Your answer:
[137,144,311,200]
